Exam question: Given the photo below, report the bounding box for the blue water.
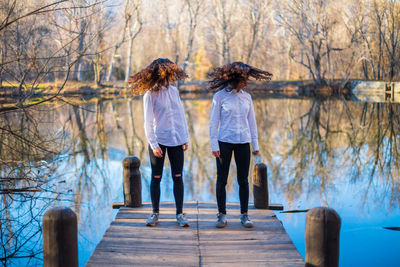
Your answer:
[1,97,400,266]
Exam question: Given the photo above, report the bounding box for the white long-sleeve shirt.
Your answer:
[209,89,259,152]
[143,85,189,149]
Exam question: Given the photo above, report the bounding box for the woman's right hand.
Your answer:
[153,147,163,158]
[212,151,220,158]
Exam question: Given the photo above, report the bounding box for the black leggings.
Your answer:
[216,141,251,214]
[149,144,184,214]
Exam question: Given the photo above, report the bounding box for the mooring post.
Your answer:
[305,207,341,267]
[122,156,142,207]
[253,163,269,209]
[252,163,283,210]
[43,207,78,267]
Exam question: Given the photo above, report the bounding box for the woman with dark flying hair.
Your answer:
[128,58,190,227]
[208,62,272,228]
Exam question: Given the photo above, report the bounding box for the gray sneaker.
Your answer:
[146,213,159,226]
[216,213,227,228]
[176,213,190,227]
[240,213,254,228]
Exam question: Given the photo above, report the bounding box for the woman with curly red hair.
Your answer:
[128,58,190,227]
[208,62,272,228]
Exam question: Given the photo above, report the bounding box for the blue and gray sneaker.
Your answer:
[216,213,227,228]
[146,213,159,226]
[240,213,254,228]
[176,213,190,227]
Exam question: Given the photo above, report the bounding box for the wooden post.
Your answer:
[122,156,142,207]
[43,207,78,267]
[385,83,389,101]
[391,82,395,101]
[253,163,269,209]
[305,207,341,267]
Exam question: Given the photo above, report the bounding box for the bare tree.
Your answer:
[343,0,400,81]
[124,0,143,82]
[105,10,128,82]
[182,0,204,72]
[381,1,400,81]
[2,0,400,89]
[276,0,344,84]
[244,0,269,64]
[0,0,106,112]
[91,2,112,85]
[210,0,239,65]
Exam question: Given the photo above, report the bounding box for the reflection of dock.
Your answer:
[350,81,400,103]
[86,202,304,266]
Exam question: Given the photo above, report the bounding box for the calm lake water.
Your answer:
[1,94,400,266]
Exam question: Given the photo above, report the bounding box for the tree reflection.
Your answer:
[0,98,150,265]
[256,96,400,209]
[345,102,400,209]
[0,107,64,265]
[1,95,400,265]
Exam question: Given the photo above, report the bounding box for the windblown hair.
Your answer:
[207,62,272,92]
[127,58,188,95]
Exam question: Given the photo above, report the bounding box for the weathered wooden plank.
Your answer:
[202,263,304,267]
[195,202,302,266]
[199,240,292,247]
[88,252,199,266]
[200,249,304,257]
[86,201,304,266]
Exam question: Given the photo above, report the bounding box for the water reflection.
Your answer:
[1,95,400,266]
[259,98,400,209]
[0,106,65,266]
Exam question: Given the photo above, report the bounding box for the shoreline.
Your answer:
[1,80,399,104]
[0,79,344,97]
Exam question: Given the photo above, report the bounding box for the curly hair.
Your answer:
[127,58,188,95]
[207,62,272,92]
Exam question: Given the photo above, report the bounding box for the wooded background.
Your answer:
[1,0,399,89]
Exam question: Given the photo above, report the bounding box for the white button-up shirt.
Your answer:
[143,85,189,149]
[209,89,259,152]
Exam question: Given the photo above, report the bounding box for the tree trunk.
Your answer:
[0,37,4,88]
[73,20,87,81]
[125,35,134,83]
[106,46,117,82]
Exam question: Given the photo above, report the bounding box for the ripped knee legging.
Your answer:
[149,144,184,215]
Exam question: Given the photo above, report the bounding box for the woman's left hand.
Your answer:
[182,143,188,152]
[252,150,259,156]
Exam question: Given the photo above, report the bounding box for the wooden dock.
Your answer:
[350,81,400,103]
[86,201,304,266]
